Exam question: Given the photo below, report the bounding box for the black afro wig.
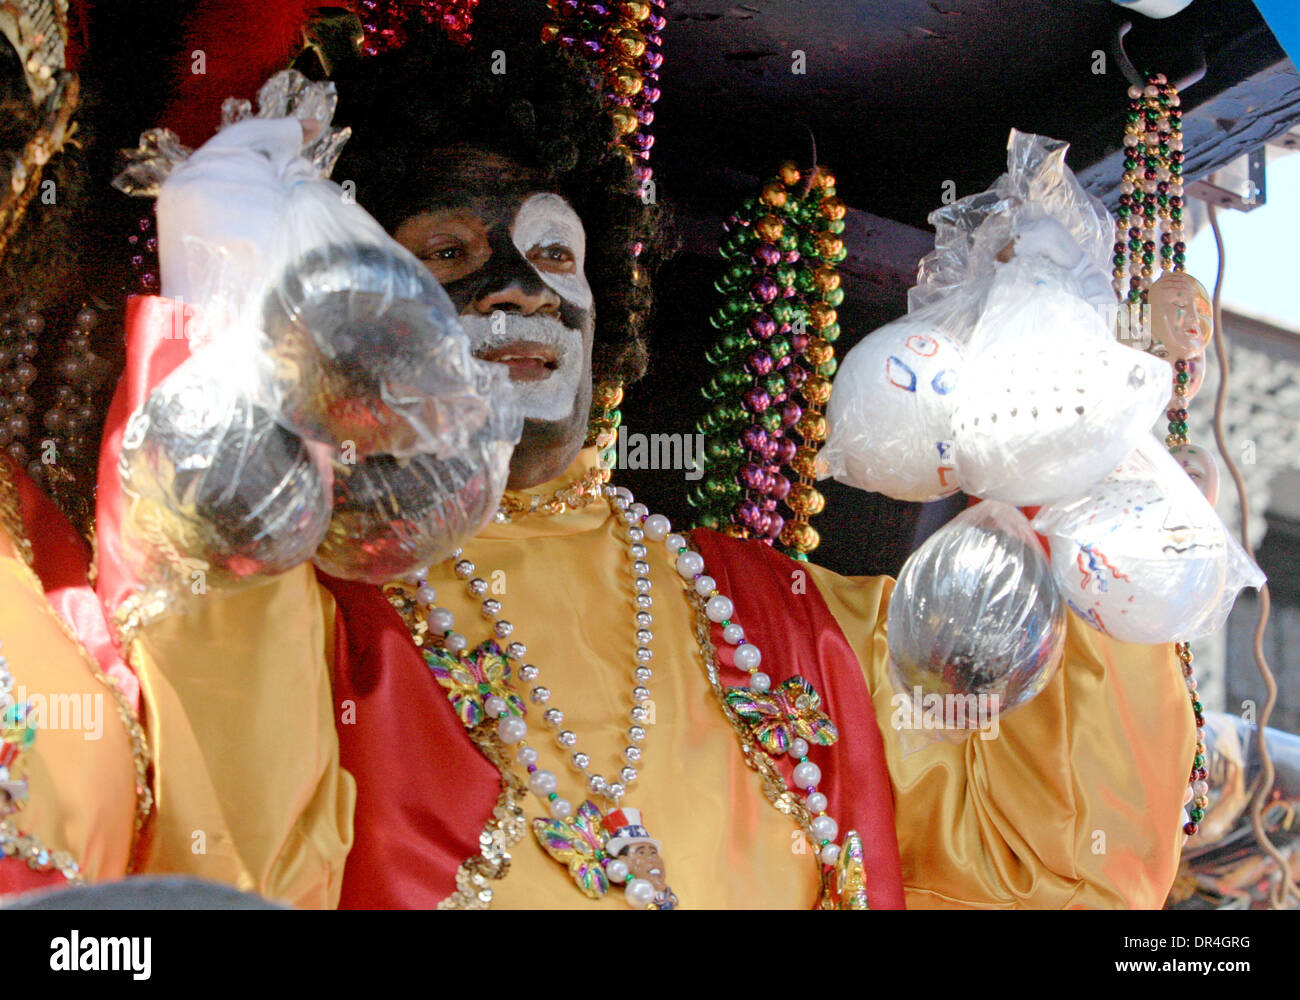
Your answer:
[328,19,672,388]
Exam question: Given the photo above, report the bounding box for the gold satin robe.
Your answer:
[126,448,1193,908]
[0,516,137,891]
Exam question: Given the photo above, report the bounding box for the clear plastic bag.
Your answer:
[311,363,519,584]
[117,362,333,596]
[155,71,514,468]
[1032,435,1266,644]
[886,501,1067,740]
[824,130,1159,505]
[948,256,1172,505]
[822,259,1168,506]
[910,129,1114,316]
[113,71,522,611]
[909,189,1007,316]
[259,181,499,461]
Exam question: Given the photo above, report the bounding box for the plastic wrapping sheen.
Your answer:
[259,181,503,462]
[96,296,198,622]
[949,259,1172,505]
[887,501,1067,736]
[312,364,520,585]
[117,364,333,593]
[112,99,523,614]
[822,131,1152,506]
[1033,436,1266,644]
[910,129,1113,315]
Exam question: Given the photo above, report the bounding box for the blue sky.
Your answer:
[1185,150,1300,332]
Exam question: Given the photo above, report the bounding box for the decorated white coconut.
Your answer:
[1035,439,1232,644]
[821,318,964,502]
[950,274,1171,505]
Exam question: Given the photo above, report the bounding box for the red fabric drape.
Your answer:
[8,460,138,710]
[692,528,907,910]
[161,1,334,146]
[94,296,196,622]
[321,570,500,909]
[65,0,91,74]
[320,529,906,909]
[0,858,70,898]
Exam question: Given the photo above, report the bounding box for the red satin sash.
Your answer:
[0,858,69,898]
[94,295,197,622]
[320,529,906,909]
[320,571,500,909]
[692,528,906,910]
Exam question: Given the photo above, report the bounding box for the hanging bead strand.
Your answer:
[693,162,845,560]
[0,301,42,475]
[541,0,664,206]
[357,0,481,55]
[1113,71,1205,838]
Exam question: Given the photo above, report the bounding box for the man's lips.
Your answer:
[475,341,560,382]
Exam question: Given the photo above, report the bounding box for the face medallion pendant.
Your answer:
[532,801,677,909]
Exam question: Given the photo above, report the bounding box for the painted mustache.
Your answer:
[457,311,584,421]
[459,312,579,365]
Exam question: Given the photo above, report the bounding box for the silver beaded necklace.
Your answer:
[400,482,857,909]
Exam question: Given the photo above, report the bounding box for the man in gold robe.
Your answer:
[114,15,1192,909]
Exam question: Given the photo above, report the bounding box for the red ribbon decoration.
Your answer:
[692,527,906,910]
[317,527,906,909]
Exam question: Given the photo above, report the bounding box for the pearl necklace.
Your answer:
[424,490,653,814]
[397,480,856,908]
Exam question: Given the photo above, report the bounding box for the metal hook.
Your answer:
[1113,19,1207,93]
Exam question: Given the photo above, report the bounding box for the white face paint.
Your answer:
[454,193,591,423]
[458,310,584,423]
[511,192,592,311]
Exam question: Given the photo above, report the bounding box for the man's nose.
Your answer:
[468,231,562,317]
[473,279,560,317]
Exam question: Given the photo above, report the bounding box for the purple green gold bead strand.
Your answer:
[357,0,482,54]
[541,0,665,208]
[1115,72,1203,838]
[692,161,846,559]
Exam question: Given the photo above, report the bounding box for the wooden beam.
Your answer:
[1078,57,1300,208]
[665,165,934,304]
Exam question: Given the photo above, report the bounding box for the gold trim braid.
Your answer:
[0,72,80,262]
[687,587,816,824]
[0,460,34,568]
[385,578,527,910]
[437,722,530,910]
[684,559,843,904]
[0,819,84,887]
[494,466,612,520]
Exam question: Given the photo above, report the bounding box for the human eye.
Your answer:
[418,238,466,262]
[530,242,575,268]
